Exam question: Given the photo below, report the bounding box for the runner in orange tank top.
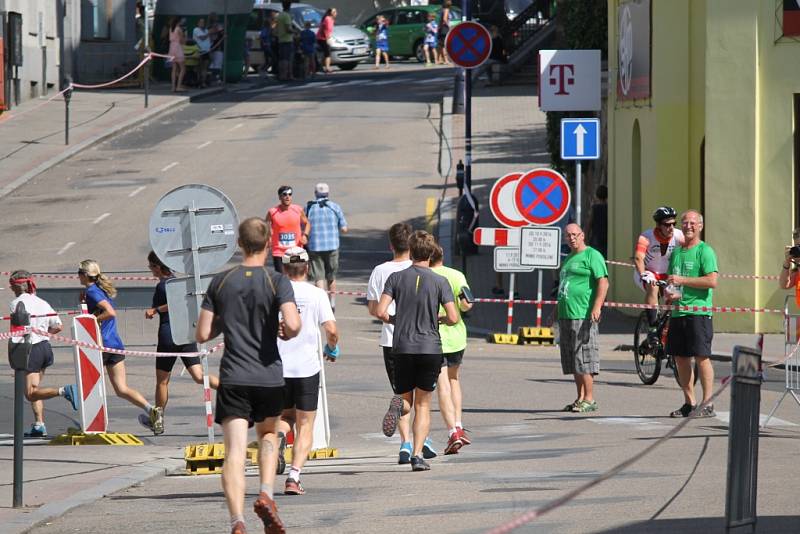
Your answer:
[266,185,310,272]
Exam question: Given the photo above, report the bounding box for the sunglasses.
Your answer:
[280,192,292,197]
[659,221,676,227]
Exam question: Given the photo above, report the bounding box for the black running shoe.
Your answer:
[382,395,403,437]
[410,455,431,472]
[669,403,696,418]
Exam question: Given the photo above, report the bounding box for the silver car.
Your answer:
[247,2,370,70]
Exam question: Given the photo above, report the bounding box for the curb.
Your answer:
[0,86,225,201]
[10,457,184,534]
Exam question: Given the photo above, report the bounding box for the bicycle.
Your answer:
[633,282,698,386]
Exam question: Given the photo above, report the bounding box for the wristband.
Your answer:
[324,344,339,360]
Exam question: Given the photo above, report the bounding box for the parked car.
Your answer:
[247,2,370,70]
[358,5,461,63]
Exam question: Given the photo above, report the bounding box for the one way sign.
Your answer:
[560,118,600,160]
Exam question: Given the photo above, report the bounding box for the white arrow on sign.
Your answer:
[573,124,587,156]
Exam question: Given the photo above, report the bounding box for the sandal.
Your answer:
[563,399,580,412]
[572,400,598,413]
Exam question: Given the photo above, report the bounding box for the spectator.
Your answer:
[300,21,317,78]
[196,217,300,534]
[193,18,210,88]
[779,227,800,307]
[666,210,719,418]
[276,0,297,80]
[208,12,224,81]
[557,224,609,413]
[488,25,507,64]
[316,8,337,74]
[374,15,390,69]
[437,0,452,65]
[168,17,187,92]
[8,271,78,438]
[260,15,275,76]
[266,185,310,273]
[423,13,438,66]
[306,182,348,311]
[587,184,608,258]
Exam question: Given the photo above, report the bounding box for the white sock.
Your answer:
[455,421,463,429]
[288,466,301,482]
[230,514,245,528]
[449,427,458,437]
[58,387,65,396]
[260,483,273,498]
[143,403,153,414]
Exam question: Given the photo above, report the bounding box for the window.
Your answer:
[85,0,111,39]
[397,10,426,25]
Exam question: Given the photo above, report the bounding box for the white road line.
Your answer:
[161,162,179,172]
[93,212,111,225]
[57,242,75,255]
[129,186,146,197]
[228,123,243,132]
[197,141,213,150]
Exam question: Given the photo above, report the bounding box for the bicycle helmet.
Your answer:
[652,206,677,223]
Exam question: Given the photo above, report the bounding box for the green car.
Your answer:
[359,5,462,63]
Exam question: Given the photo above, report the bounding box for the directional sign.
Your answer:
[519,226,561,268]
[489,172,527,228]
[445,22,492,69]
[494,247,535,273]
[513,168,571,226]
[561,118,600,160]
[473,227,521,247]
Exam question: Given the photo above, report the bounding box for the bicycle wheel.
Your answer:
[633,311,661,385]
[670,356,699,387]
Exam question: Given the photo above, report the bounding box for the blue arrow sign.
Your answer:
[560,118,600,160]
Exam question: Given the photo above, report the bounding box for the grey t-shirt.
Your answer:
[383,265,454,354]
[201,266,295,387]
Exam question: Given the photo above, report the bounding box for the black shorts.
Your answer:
[102,351,125,366]
[156,342,202,373]
[441,350,464,368]
[214,384,284,425]
[383,346,401,394]
[283,373,320,411]
[26,341,55,372]
[317,39,331,58]
[666,315,713,358]
[394,353,443,394]
[278,42,294,61]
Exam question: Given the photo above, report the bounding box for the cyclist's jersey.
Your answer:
[636,228,685,274]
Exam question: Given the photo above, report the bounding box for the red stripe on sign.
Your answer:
[204,388,212,402]
[87,406,106,432]
[474,228,482,244]
[495,229,508,246]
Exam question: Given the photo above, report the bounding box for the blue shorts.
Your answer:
[424,37,436,47]
[376,40,389,52]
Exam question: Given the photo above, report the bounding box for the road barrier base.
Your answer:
[309,447,339,459]
[246,443,339,464]
[518,326,555,345]
[488,333,519,344]
[184,442,225,475]
[49,429,143,446]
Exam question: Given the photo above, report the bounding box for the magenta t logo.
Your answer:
[548,64,575,95]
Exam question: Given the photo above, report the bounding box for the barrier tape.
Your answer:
[71,54,154,90]
[605,259,780,281]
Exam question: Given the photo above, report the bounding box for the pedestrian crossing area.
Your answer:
[236,73,453,94]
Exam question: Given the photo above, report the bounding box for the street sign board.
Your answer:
[538,49,601,111]
[445,22,492,69]
[473,227,521,247]
[513,168,571,226]
[494,246,535,273]
[165,274,216,345]
[489,172,527,228]
[561,118,600,160]
[519,226,561,268]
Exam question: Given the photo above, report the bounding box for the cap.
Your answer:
[282,246,309,264]
[315,183,330,197]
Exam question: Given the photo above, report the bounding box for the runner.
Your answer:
[266,185,310,273]
[196,217,300,534]
[276,247,339,496]
[8,271,78,437]
[145,251,219,435]
[78,260,161,434]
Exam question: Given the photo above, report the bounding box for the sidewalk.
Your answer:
[0,82,224,199]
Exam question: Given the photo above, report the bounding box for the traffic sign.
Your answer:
[445,22,492,69]
[489,172,527,228]
[473,227,520,247]
[519,226,561,268]
[561,118,600,160]
[494,247,535,273]
[513,168,571,226]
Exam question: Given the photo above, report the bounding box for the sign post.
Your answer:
[560,118,600,226]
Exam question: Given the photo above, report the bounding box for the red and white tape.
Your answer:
[605,259,780,281]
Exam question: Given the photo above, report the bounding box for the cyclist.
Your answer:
[634,206,685,329]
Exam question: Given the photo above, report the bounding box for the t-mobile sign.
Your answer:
[538,49,601,111]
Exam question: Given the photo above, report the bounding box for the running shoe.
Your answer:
[382,395,403,437]
[149,407,164,435]
[422,437,437,459]
[63,384,78,411]
[572,400,598,413]
[276,432,287,475]
[231,520,247,534]
[669,403,696,418]
[457,427,472,446]
[398,442,412,464]
[444,432,463,455]
[694,403,716,418]
[25,423,47,438]
[411,456,431,472]
[284,477,305,495]
[254,491,286,534]
[138,413,154,431]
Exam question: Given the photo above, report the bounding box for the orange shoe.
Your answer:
[253,492,285,534]
[231,520,247,534]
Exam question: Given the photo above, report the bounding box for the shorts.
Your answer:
[441,350,464,367]
[273,255,284,273]
[393,353,443,394]
[155,342,201,373]
[279,42,294,61]
[376,40,389,52]
[309,250,339,283]
[283,373,320,411]
[424,37,436,48]
[103,351,125,366]
[383,346,401,394]
[317,39,331,58]
[666,315,713,357]
[437,26,449,46]
[558,319,600,375]
[214,384,284,425]
[634,270,668,292]
[26,341,55,373]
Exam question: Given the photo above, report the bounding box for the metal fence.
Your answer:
[762,296,800,427]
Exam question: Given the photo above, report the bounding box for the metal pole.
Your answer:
[463,0,472,193]
[222,0,229,85]
[575,161,582,225]
[144,0,150,108]
[506,272,515,335]
[13,368,24,507]
[536,269,543,329]
[63,82,72,146]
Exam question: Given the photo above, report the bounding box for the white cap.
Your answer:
[282,246,309,264]
[315,182,330,197]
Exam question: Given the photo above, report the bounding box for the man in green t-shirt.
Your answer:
[430,246,473,455]
[557,223,609,413]
[666,209,719,418]
[276,0,296,81]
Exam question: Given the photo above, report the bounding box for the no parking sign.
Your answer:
[513,168,571,226]
[445,22,492,69]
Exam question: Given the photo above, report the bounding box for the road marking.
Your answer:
[93,212,111,225]
[197,141,213,150]
[715,411,797,427]
[161,162,179,172]
[57,242,76,255]
[0,434,49,446]
[228,123,243,132]
[589,417,668,429]
[129,186,146,197]
[425,197,437,233]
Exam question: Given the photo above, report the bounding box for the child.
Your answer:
[424,12,438,66]
[374,15,390,69]
[300,21,317,78]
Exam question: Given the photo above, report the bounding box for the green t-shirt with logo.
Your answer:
[667,241,718,317]
[557,246,608,320]
[432,265,468,353]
